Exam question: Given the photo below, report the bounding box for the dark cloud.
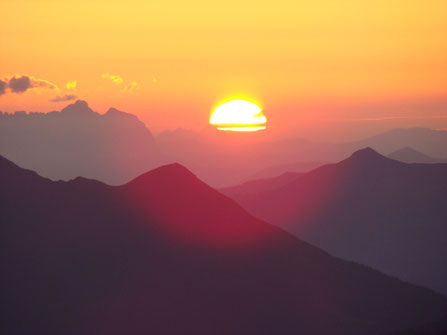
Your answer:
[0,80,7,95]
[8,76,32,93]
[49,94,77,102]
[2,75,58,94]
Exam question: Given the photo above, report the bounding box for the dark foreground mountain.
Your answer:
[222,148,447,295]
[1,155,447,335]
[389,315,447,335]
[0,100,162,184]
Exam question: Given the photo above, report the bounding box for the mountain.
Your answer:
[248,161,326,180]
[2,155,447,335]
[156,127,447,186]
[388,147,446,164]
[349,127,447,158]
[0,100,162,184]
[223,172,303,196]
[222,148,447,295]
[389,315,447,335]
[155,127,273,187]
[2,111,446,188]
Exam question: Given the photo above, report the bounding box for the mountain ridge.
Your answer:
[222,148,447,295]
[2,154,447,334]
[387,147,446,164]
[0,100,162,185]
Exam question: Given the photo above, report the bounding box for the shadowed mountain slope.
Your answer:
[389,315,447,335]
[1,155,447,335]
[222,148,447,295]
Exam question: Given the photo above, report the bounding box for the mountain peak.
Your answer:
[105,107,122,115]
[105,107,137,119]
[349,147,384,160]
[393,146,417,153]
[343,147,400,168]
[148,163,193,176]
[124,163,198,188]
[388,147,441,164]
[60,100,96,115]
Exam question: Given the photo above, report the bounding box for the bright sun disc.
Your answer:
[210,100,266,132]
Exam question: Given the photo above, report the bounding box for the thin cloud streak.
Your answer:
[49,94,77,102]
[101,73,123,85]
[320,115,447,122]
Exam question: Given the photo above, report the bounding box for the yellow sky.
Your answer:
[1,0,446,139]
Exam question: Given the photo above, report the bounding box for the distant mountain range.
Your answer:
[0,100,162,184]
[2,155,447,335]
[222,148,447,295]
[248,161,327,180]
[2,100,447,186]
[387,147,447,164]
[350,127,447,159]
[156,126,447,186]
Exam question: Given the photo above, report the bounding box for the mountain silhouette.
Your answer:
[222,148,447,295]
[2,101,446,188]
[348,127,447,158]
[248,161,326,180]
[223,172,303,196]
[0,100,162,184]
[2,155,447,335]
[60,99,96,115]
[389,315,447,335]
[388,147,446,164]
[156,127,447,186]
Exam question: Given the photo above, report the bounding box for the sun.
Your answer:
[210,100,266,132]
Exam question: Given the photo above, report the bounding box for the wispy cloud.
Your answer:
[345,116,409,122]
[124,81,138,91]
[320,115,447,122]
[49,94,77,102]
[66,80,77,90]
[101,73,123,85]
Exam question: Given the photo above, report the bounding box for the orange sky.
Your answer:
[1,0,446,140]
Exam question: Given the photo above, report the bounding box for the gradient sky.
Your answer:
[1,0,446,140]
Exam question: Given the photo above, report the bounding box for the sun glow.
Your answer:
[210,100,266,132]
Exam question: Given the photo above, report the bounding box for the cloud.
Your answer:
[1,75,58,94]
[0,80,7,95]
[66,80,77,90]
[49,94,77,102]
[29,77,58,90]
[8,76,32,93]
[101,73,123,85]
[124,81,138,91]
